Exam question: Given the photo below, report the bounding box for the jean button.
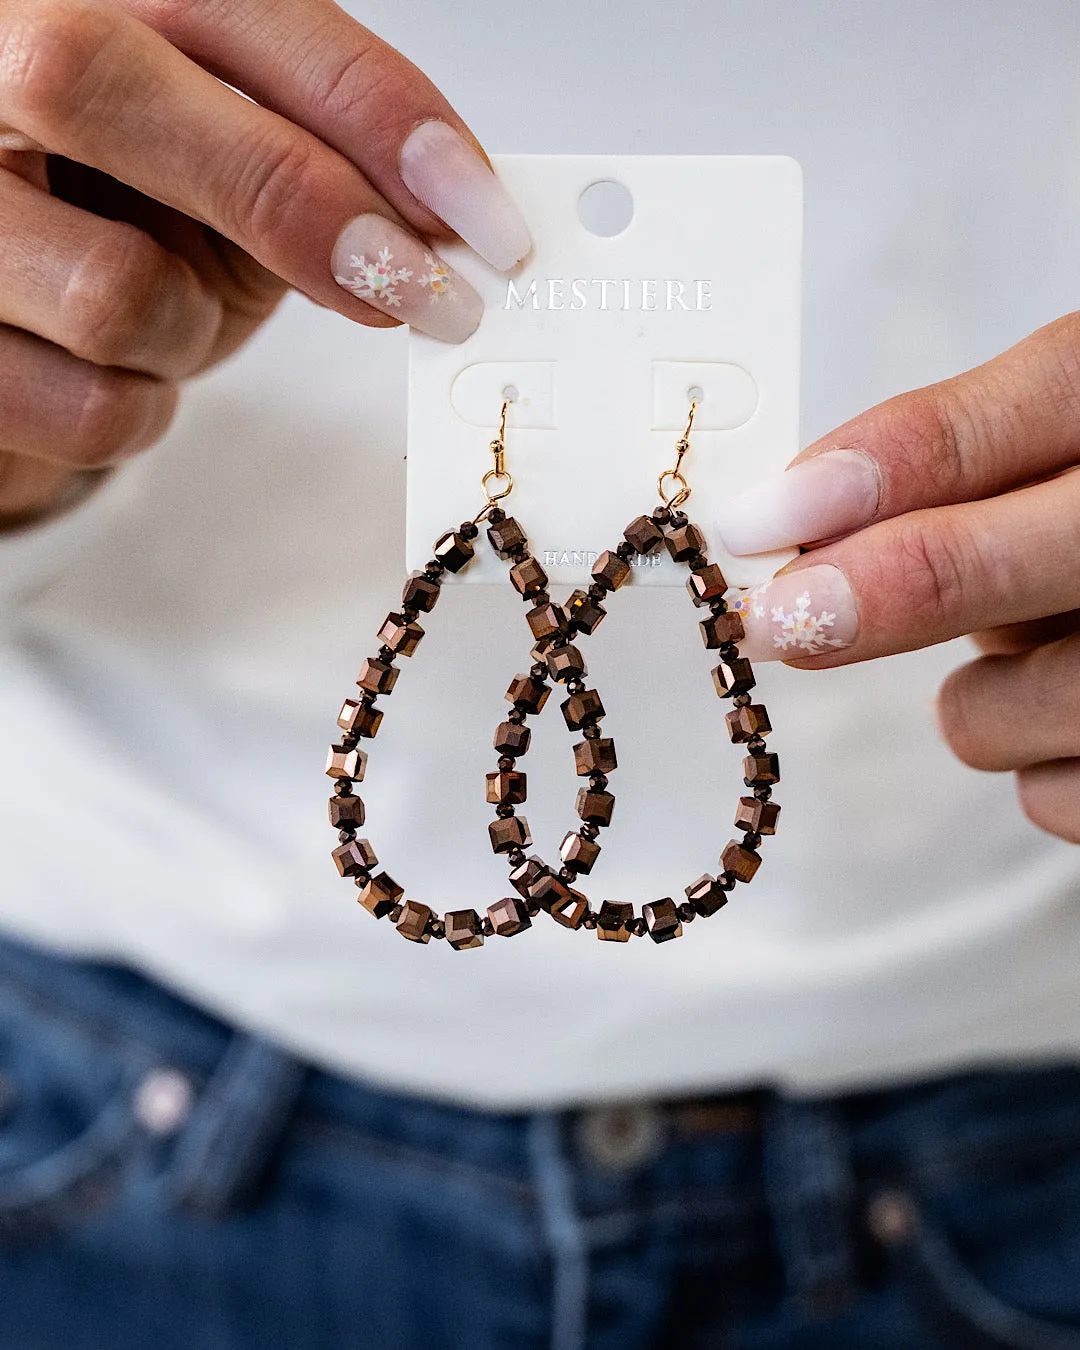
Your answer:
[866,1188,918,1245]
[133,1068,194,1136]
[576,1103,665,1173]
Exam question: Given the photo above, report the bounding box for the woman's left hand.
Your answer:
[715,312,1080,843]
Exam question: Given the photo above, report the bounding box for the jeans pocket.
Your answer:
[0,978,147,1243]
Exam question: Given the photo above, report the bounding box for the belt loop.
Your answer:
[762,1093,858,1316]
[168,1033,307,1219]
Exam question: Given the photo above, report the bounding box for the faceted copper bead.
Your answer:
[721,840,761,883]
[685,873,729,918]
[325,743,368,781]
[592,550,632,591]
[700,611,746,649]
[358,871,404,917]
[486,516,527,558]
[401,571,440,613]
[332,838,376,878]
[510,556,548,598]
[378,613,424,656]
[574,738,617,776]
[508,855,549,900]
[712,657,756,698]
[506,674,550,715]
[489,814,532,854]
[433,530,475,573]
[665,522,706,561]
[562,688,605,730]
[547,883,589,930]
[559,831,601,875]
[624,514,665,555]
[735,796,781,836]
[357,657,399,695]
[595,900,633,941]
[445,909,484,950]
[527,601,570,642]
[566,589,606,634]
[328,794,365,829]
[531,873,569,913]
[494,721,532,756]
[396,899,433,944]
[743,752,780,785]
[486,770,527,805]
[487,896,532,937]
[643,897,683,943]
[687,564,728,607]
[337,699,384,739]
[576,787,615,826]
[546,643,586,683]
[725,704,772,744]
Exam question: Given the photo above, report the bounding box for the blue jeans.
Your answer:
[1,932,1080,1350]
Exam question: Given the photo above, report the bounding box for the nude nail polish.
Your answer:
[725,565,859,661]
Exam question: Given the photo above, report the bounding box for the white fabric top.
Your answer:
[1,0,1078,1108]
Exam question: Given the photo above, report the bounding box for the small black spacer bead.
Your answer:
[507,847,526,867]
[685,552,707,570]
[558,865,576,882]
[486,506,505,524]
[481,916,495,936]
[582,724,602,740]
[589,772,609,790]
[527,901,542,917]
[582,911,598,930]
[337,828,356,844]
[428,918,446,940]
[497,755,516,771]
[388,904,403,923]
[532,591,551,607]
[566,678,586,696]
[742,831,763,850]
[708,598,729,615]
[378,644,398,663]
[733,693,753,707]
[669,509,689,529]
[579,823,600,841]
[400,605,420,622]
[496,804,516,819]
[651,505,672,523]
[458,521,479,540]
[360,692,378,708]
[334,778,354,794]
[720,872,737,890]
[718,641,740,659]
[615,541,636,560]
[587,583,607,601]
[340,733,360,750]
[530,662,549,680]
[628,916,647,937]
[746,736,767,753]
[754,785,773,801]
[507,542,529,561]
[507,708,527,725]
[677,903,697,923]
[425,558,446,576]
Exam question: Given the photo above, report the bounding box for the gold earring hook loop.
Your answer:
[657,399,696,509]
[474,398,515,521]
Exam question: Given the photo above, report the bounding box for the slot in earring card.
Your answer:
[406,154,802,587]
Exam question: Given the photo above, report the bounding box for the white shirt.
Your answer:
[1,0,1078,1107]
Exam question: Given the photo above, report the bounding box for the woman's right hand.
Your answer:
[0,0,530,526]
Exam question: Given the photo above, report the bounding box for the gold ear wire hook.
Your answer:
[658,399,697,509]
[475,398,515,521]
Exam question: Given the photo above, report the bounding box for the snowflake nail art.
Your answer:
[769,590,847,654]
[417,254,455,303]
[334,247,414,308]
[723,565,857,661]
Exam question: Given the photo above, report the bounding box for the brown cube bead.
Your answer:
[559,831,601,875]
[378,613,424,656]
[562,688,605,730]
[494,721,532,756]
[531,873,569,914]
[725,704,772,744]
[510,556,549,598]
[546,643,587,683]
[328,794,365,830]
[489,813,532,854]
[624,514,665,555]
[357,658,399,695]
[445,909,484,950]
[487,896,532,937]
[508,855,549,900]
[401,571,440,613]
[506,674,550,715]
[332,838,375,878]
[595,900,634,941]
[486,516,528,558]
[712,657,756,698]
[337,699,383,739]
[665,522,706,561]
[566,589,606,635]
[685,873,729,918]
[576,787,615,827]
[743,752,780,785]
[358,871,404,917]
[700,611,746,649]
[325,743,368,781]
[643,897,683,943]
[527,601,570,642]
[486,770,527,805]
[721,840,762,883]
[592,550,632,591]
[687,564,728,607]
[433,530,475,573]
[734,796,781,836]
[396,899,433,944]
[574,738,617,776]
[547,883,589,930]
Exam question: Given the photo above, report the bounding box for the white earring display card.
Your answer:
[407,154,802,587]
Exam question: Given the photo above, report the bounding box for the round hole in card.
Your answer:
[577,180,634,237]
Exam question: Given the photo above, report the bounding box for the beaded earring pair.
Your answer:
[325,400,779,950]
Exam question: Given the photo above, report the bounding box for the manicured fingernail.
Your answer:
[332,214,482,343]
[714,450,881,555]
[399,121,532,271]
[725,564,859,661]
